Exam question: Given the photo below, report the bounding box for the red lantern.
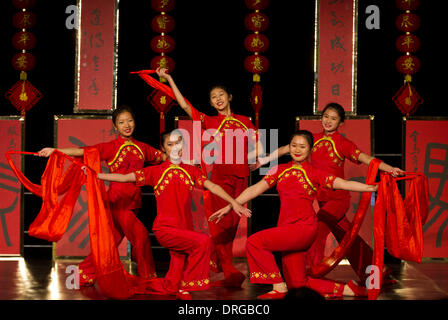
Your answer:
[150,55,175,73]
[151,0,175,12]
[244,12,269,32]
[395,34,420,53]
[396,55,421,75]
[396,0,420,11]
[12,31,37,50]
[244,55,269,74]
[12,11,36,29]
[396,13,421,32]
[245,0,270,10]
[11,52,36,71]
[151,14,175,33]
[244,33,269,53]
[150,35,175,54]
[12,0,35,9]
[148,90,175,133]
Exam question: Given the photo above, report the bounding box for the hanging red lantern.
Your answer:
[244,54,269,75]
[12,31,37,50]
[396,13,421,32]
[244,33,269,53]
[395,33,420,53]
[396,0,420,11]
[396,55,421,75]
[12,0,35,9]
[147,90,175,133]
[151,0,175,12]
[151,14,175,33]
[150,35,175,54]
[11,52,36,71]
[150,55,175,73]
[245,0,270,10]
[244,12,269,32]
[12,11,36,29]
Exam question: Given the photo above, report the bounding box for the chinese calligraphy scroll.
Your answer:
[314,0,358,114]
[404,118,448,258]
[75,0,118,113]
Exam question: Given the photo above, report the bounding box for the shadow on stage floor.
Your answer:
[1,255,448,301]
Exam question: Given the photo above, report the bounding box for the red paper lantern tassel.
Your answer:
[160,112,165,134]
[250,83,263,129]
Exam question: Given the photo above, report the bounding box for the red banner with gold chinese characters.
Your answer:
[315,0,357,114]
[75,0,118,113]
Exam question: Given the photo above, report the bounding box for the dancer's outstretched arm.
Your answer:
[156,68,193,118]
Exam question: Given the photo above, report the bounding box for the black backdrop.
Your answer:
[0,0,446,258]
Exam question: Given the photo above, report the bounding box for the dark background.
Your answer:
[0,0,445,259]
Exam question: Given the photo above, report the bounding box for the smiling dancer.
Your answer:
[209,130,374,299]
[96,129,252,299]
[38,105,164,286]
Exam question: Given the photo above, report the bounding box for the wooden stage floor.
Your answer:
[1,256,447,301]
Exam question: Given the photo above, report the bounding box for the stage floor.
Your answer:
[0,257,447,300]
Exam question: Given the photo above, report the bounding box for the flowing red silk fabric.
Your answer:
[7,150,166,299]
[368,172,428,300]
[309,158,382,278]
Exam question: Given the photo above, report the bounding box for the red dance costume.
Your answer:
[307,131,372,282]
[193,106,258,281]
[134,160,211,293]
[79,136,163,285]
[246,161,346,297]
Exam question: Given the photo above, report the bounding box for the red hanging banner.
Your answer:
[75,0,118,113]
[315,0,357,114]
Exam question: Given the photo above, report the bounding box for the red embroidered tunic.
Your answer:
[134,161,207,231]
[193,106,258,178]
[92,136,164,210]
[311,131,362,201]
[263,161,336,225]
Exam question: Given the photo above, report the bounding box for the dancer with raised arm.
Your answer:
[156,68,263,287]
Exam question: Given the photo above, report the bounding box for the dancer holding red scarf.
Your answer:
[96,129,252,299]
[259,103,403,284]
[209,130,374,299]
[156,68,264,287]
[38,105,164,286]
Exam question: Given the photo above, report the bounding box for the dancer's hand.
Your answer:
[208,205,232,223]
[81,166,88,175]
[156,67,171,81]
[389,167,405,177]
[231,202,252,219]
[37,147,54,157]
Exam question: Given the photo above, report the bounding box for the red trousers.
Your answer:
[307,198,373,283]
[153,226,212,293]
[79,207,156,284]
[206,173,247,278]
[246,216,344,297]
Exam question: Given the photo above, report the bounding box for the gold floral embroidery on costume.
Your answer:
[312,136,344,163]
[135,170,146,185]
[250,271,282,280]
[181,278,210,288]
[154,165,195,196]
[351,149,361,162]
[108,140,145,172]
[325,175,336,190]
[212,117,249,138]
[279,165,317,192]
